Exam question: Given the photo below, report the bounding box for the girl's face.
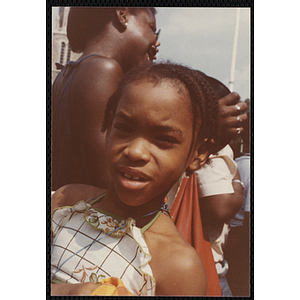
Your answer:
[106,80,201,207]
[123,10,159,70]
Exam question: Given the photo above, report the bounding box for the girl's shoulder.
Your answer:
[145,214,207,295]
[147,215,201,263]
[51,184,105,214]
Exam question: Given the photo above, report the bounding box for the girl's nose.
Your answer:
[124,138,151,162]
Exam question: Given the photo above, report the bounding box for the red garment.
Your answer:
[170,173,222,296]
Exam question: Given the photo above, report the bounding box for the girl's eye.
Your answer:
[155,135,179,147]
[113,122,133,133]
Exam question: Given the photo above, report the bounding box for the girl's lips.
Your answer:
[117,172,150,190]
[116,167,151,190]
[117,166,151,180]
[124,172,145,181]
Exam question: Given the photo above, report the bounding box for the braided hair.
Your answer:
[102,62,220,161]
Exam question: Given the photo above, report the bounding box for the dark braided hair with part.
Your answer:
[102,62,220,162]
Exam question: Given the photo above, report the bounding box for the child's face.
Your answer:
[106,80,199,207]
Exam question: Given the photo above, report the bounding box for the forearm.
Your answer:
[200,170,243,228]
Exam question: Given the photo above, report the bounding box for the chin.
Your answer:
[119,193,150,207]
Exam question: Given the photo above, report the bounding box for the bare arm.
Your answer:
[164,247,207,296]
[196,92,246,232]
[51,184,105,214]
[146,216,207,296]
[70,57,124,188]
[200,169,243,231]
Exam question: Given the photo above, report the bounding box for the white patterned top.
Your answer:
[51,200,156,296]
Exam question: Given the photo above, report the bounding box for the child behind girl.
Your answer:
[51,62,220,296]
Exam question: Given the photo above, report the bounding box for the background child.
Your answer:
[195,75,244,296]
[51,62,220,296]
[166,72,244,296]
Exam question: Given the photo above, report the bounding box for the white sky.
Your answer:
[155,8,250,100]
[52,7,250,100]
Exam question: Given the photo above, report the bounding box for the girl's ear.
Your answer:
[186,142,210,173]
[115,8,129,29]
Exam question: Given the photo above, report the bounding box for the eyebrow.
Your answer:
[114,111,183,135]
[150,124,183,136]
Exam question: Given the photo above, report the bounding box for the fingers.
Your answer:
[217,92,248,147]
[234,101,248,115]
[219,124,244,147]
[226,126,244,137]
[219,113,248,128]
[219,94,248,117]
[219,102,248,118]
[219,92,240,107]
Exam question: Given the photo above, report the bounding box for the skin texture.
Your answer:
[199,88,247,239]
[200,169,244,235]
[51,80,209,296]
[218,92,248,150]
[52,7,246,192]
[52,8,160,190]
[51,185,207,296]
[102,80,208,220]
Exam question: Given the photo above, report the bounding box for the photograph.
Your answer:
[50,4,252,297]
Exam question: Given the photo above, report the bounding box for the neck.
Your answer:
[94,184,166,228]
[80,28,125,69]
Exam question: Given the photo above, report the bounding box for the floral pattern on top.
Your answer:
[73,264,106,283]
[84,205,129,236]
[51,200,156,296]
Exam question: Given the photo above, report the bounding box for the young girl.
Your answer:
[51,62,220,296]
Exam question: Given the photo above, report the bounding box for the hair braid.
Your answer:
[102,62,220,159]
[168,65,220,155]
[189,69,220,154]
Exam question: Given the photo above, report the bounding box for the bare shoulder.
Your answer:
[71,56,124,113]
[75,56,123,86]
[51,184,105,214]
[145,215,207,296]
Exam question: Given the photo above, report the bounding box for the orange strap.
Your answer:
[170,174,222,296]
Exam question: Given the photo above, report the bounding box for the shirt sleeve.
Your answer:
[196,145,237,198]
